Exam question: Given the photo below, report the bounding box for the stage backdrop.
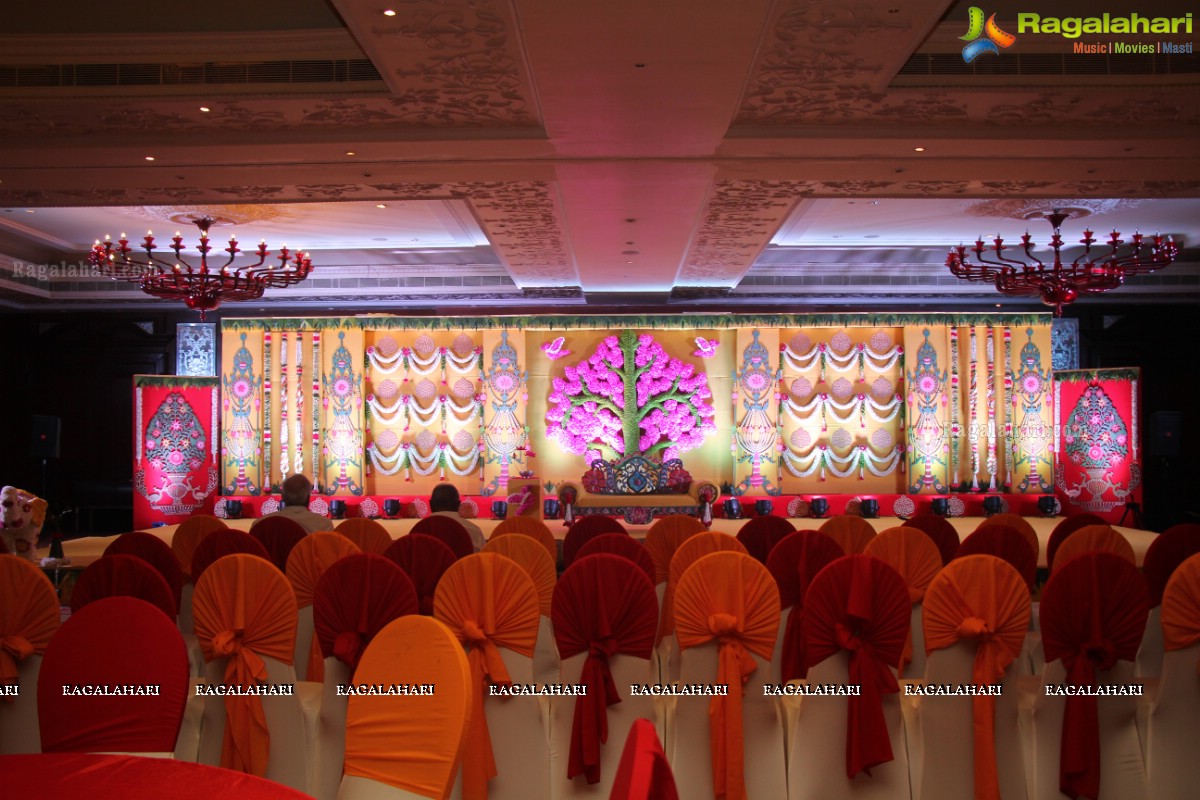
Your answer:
[133,375,220,530]
[219,314,1053,505]
[1054,368,1143,525]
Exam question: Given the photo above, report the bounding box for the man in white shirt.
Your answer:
[429,484,485,551]
[256,474,334,535]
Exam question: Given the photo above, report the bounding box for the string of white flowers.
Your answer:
[367,346,481,380]
[782,342,903,381]
[367,440,480,479]
[782,444,902,480]
[367,443,410,476]
[294,335,304,481]
[950,326,960,487]
[969,327,980,491]
[365,394,481,428]
[1003,327,1016,478]
[986,328,998,491]
[279,332,290,479]
[782,392,901,428]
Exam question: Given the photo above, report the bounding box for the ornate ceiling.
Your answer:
[0,0,1196,315]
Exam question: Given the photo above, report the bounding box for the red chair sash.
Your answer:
[644,515,706,585]
[335,517,395,555]
[314,554,418,674]
[38,596,189,753]
[766,531,844,682]
[103,531,185,612]
[1144,525,1200,608]
[249,516,308,573]
[902,515,961,565]
[575,533,656,585]
[609,718,679,800]
[802,555,910,778]
[411,515,475,559]
[819,515,877,556]
[0,557,59,685]
[977,514,1039,563]
[1047,514,1109,570]
[1040,551,1147,800]
[172,515,228,581]
[552,554,657,785]
[957,525,1038,589]
[190,530,271,584]
[735,516,796,564]
[384,533,458,616]
[864,527,943,676]
[563,516,628,567]
[70,554,177,619]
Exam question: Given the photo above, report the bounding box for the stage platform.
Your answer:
[51,515,1156,570]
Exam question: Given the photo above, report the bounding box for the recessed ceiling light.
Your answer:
[913,147,925,152]
[24,209,35,213]
[995,303,1003,308]
[376,203,387,209]
[345,151,356,156]
[383,9,396,16]
[199,106,210,113]
[145,156,156,161]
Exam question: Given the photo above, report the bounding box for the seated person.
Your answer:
[256,474,334,535]
[430,484,485,552]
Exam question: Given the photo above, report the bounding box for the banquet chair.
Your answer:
[190,529,271,583]
[765,530,844,685]
[912,555,1030,800]
[286,532,360,682]
[574,533,655,583]
[957,525,1038,589]
[1051,524,1135,574]
[790,554,912,800]
[735,515,796,564]
[901,515,960,565]
[1145,552,1200,800]
[563,515,627,568]
[482,534,559,684]
[193,553,313,793]
[38,596,189,757]
[977,514,1040,565]
[384,533,458,615]
[659,532,747,684]
[311,554,419,800]
[412,515,474,559]
[1022,551,1149,800]
[0,556,59,754]
[643,515,704,680]
[103,531,186,616]
[491,517,558,567]
[550,553,658,798]
[171,514,227,635]
[819,514,878,556]
[250,516,308,572]
[338,616,471,800]
[433,553,543,800]
[70,554,177,620]
[1046,513,1109,571]
[1137,524,1200,677]
[670,551,783,800]
[335,517,394,556]
[863,526,942,679]
[609,718,678,800]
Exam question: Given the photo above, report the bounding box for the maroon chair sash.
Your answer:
[552,554,657,785]
[901,515,960,565]
[314,554,419,673]
[766,531,844,682]
[103,532,185,612]
[383,533,458,615]
[1046,514,1109,570]
[735,516,796,564]
[249,517,308,574]
[410,515,474,560]
[563,516,628,568]
[190,530,271,583]
[70,554,177,619]
[956,525,1038,589]
[575,533,656,584]
[1143,524,1200,607]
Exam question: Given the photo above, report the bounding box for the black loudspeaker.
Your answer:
[30,415,61,460]
[1151,411,1181,457]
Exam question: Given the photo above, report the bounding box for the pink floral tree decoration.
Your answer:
[546,330,716,462]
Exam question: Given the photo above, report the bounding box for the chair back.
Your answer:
[70,554,176,619]
[819,514,877,555]
[411,515,474,559]
[957,525,1038,588]
[922,555,1030,800]
[491,517,557,565]
[864,526,942,676]
[1051,524,1134,573]
[644,514,705,584]
[191,530,270,583]
[576,533,655,584]
[976,513,1039,563]
[563,515,628,567]
[482,535,556,617]
[1149,552,1200,800]
[1046,513,1109,569]
[433,553,540,798]
[902,515,961,565]
[765,530,843,682]
[339,616,471,800]
[1040,551,1148,799]
[172,514,228,580]
[1144,524,1200,608]
[250,516,308,572]
[384,533,457,616]
[103,531,185,613]
[0,557,59,754]
[285,531,360,683]
[335,517,394,555]
[193,554,298,778]
[663,532,747,643]
[609,718,679,800]
[39,596,189,754]
[314,553,418,675]
[552,554,657,785]
[736,516,796,563]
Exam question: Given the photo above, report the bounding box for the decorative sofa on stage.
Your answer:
[557,457,717,525]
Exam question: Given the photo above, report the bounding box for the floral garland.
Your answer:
[367,439,481,480]
[950,326,960,487]
[507,485,535,517]
[263,331,273,485]
[365,392,481,431]
[986,328,998,491]
[782,392,901,430]
[969,327,980,491]
[280,332,290,479]
[366,344,481,383]
[295,335,304,483]
[781,340,903,382]
[782,444,902,480]
[311,333,321,485]
[1004,327,1015,482]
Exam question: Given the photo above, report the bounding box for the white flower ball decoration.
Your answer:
[789,332,811,353]
[871,377,894,402]
[374,430,399,451]
[451,378,475,399]
[869,330,893,352]
[790,429,812,449]
[870,428,894,450]
[452,430,475,452]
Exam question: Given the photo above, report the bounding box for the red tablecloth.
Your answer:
[0,754,314,799]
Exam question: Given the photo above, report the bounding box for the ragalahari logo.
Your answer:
[960,7,1017,62]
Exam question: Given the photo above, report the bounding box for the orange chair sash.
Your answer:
[172,514,228,580]
[644,514,706,584]
[1161,553,1200,674]
[335,517,394,555]
[1051,525,1134,573]
[674,551,779,800]
[661,532,747,645]
[766,531,844,683]
[285,531,361,607]
[0,557,59,686]
[865,527,943,675]
[491,517,558,564]
[193,554,298,777]
[923,555,1030,800]
[434,554,539,800]
[819,515,877,555]
[483,534,557,617]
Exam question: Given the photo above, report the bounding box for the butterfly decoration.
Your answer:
[541,336,571,360]
[693,337,719,358]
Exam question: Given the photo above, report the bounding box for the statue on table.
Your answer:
[1,485,48,562]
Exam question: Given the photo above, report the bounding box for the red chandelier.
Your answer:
[946,210,1177,316]
[88,216,313,320]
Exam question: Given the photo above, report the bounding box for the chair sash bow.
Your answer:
[212,628,271,777]
[707,612,757,800]
[570,636,621,783]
